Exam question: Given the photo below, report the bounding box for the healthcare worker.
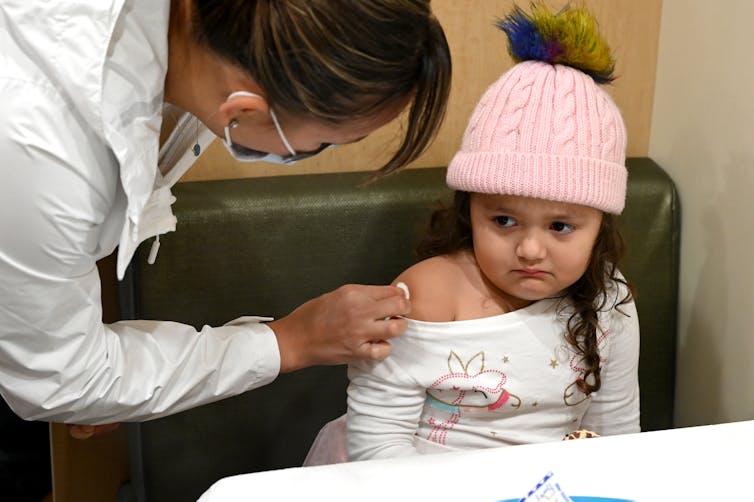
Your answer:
[0,0,451,432]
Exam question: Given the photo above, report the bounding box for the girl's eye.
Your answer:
[551,221,575,234]
[494,216,516,227]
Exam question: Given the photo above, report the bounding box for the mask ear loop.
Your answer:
[268,108,297,157]
[224,91,297,157]
[224,119,239,146]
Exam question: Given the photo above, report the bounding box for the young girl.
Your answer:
[306,3,640,464]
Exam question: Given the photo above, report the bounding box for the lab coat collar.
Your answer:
[3,0,214,280]
[95,0,174,279]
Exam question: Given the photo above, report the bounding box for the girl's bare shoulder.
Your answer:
[393,253,470,322]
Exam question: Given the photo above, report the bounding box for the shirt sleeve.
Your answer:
[0,82,281,424]
[580,285,641,436]
[346,356,426,460]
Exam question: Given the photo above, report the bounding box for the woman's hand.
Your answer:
[67,422,121,439]
[268,284,410,373]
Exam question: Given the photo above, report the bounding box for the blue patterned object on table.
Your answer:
[498,471,634,502]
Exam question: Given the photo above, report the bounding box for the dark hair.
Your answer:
[417,191,634,395]
[192,0,451,176]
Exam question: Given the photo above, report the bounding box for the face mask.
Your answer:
[222,91,332,165]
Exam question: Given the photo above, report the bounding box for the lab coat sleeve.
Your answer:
[580,284,641,436]
[346,356,426,460]
[0,83,280,424]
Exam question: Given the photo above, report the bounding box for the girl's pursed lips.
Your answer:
[514,268,549,276]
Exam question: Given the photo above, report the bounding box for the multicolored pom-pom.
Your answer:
[497,3,616,84]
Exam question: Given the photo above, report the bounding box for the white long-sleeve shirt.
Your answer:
[346,289,640,460]
[0,0,280,423]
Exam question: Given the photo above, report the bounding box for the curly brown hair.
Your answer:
[417,191,634,395]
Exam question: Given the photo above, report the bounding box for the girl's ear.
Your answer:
[218,92,270,126]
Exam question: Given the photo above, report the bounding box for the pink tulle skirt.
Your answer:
[303,414,350,466]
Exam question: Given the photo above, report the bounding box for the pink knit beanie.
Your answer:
[447,5,627,214]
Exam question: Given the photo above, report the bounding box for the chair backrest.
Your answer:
[118,158,679,502]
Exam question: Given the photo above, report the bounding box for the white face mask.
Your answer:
[222,91,332,165]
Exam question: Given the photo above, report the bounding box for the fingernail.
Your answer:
[70,429,94,440]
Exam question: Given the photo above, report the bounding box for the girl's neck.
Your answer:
[455,249,534,320]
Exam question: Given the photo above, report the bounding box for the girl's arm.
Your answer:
[346,355,426,460]
[580,288,641,435]
[346,257,461,460]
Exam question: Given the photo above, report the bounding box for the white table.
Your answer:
[198,420,754,501]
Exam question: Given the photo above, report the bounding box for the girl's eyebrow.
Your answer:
[489,205,514,213]
[548,212,579,220]
[487,206,587,221]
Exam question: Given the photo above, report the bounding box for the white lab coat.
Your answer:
[0,0,281,423]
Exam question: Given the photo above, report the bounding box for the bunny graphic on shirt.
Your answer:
[424,351,520,445]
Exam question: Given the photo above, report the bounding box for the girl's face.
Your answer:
[469,193,603,303]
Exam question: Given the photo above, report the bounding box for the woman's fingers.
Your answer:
[269,284,412,372]
[353,284,411,322]
[67,422,121,439]
[361,339,393,361]
[370,316,408,342]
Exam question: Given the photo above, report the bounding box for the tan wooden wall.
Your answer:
[182,0,662,182]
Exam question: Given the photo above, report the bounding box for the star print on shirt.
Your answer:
[549,359,559,368]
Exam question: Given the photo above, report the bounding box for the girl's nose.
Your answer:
[516,232,546,261]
